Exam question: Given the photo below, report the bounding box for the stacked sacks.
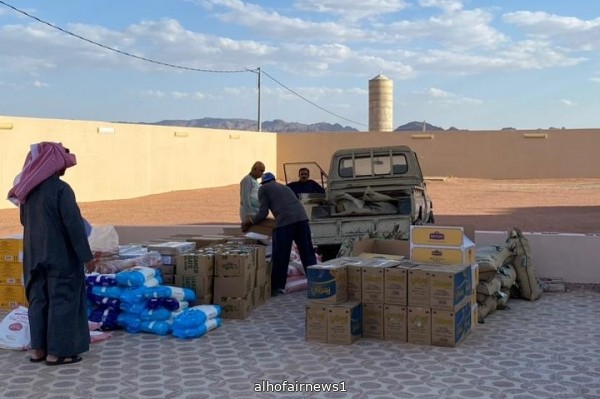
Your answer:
[475,244,516,322]
[115,267,195,336]
[86,274,122,330]
[505,227,544,301]
[172,305,222,339]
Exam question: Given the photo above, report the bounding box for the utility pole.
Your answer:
[257,67,261,132]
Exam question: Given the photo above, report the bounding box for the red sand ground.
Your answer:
[2,178,600,237]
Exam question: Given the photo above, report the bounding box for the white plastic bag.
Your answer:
[88,225,120,254]
[0,306,31,350]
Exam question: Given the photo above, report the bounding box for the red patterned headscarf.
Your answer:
[7,142,77,206]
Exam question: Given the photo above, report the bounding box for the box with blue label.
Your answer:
[428,265,471,310]
[307,263,348,304]
[431,301,471,347]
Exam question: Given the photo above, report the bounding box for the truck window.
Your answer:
[392,154,408,174]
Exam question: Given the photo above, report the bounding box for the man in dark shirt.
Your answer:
[286,168,325,198]
[242,172,317,296]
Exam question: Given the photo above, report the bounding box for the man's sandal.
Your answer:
[45,355,83,366]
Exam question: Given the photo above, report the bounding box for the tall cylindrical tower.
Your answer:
[368,74,393,132]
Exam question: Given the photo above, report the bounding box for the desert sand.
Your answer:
[2,178,600,237]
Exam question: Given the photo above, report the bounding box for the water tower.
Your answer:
[368,74,393,132]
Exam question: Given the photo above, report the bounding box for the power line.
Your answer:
[0,0,252,74]
[0,0,367,127]
[262,70,367,127]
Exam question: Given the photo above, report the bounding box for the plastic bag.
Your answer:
[0,306,31,351]
[88,225,119,254]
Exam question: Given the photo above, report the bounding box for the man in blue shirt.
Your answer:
[286,168,325,198]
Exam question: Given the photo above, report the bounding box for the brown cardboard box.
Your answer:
[216,252,255,277]
[384,304,407,342]
[351,239,410,258]
[305,303,328,343]
[408,267,431,307]
[327,301,362,345]
[347,265,362,301]
[249,218,276,236]
[429,265,470,310]
[214,268,255,298]
[407,306,431,345]
[0,238,23,263]
[174,275,213,299]
[362,302,384,340]
[0,284,27,310]
[215,296,253,319]
[0,261,24,285]
[361,267,385,303]
[176,253,214,276]
[159,264,175,275]
[384,261,418,305]
[162,274,175,285]
[431,302,470,347]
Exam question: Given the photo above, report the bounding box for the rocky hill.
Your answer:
[137,117,462,132]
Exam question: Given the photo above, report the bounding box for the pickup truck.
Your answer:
[283,145,434,252]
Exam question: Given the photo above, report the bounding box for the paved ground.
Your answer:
[2,178,600,237]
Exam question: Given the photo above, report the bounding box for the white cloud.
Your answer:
[560,99,575,107]
[591,77,600,83]
[143,90,166,98]
[294,0,408,21]
[33,80,49,88]
[422,87,482,105]
[503,11,600,51]
[418,0,463,13]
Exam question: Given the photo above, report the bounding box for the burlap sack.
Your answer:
[498,263,517,289]
[476,245,514,274]
[478,295,497,322]
[506,227,543,301]
[477,275,502,296]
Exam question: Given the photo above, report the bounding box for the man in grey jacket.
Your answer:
[242,172,317,296]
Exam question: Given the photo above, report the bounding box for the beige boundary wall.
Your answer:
[0,116,277,210]
[2,115,600,210]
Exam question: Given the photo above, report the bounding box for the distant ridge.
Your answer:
[130,117,464,132]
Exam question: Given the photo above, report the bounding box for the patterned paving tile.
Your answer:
[1,289,599,398]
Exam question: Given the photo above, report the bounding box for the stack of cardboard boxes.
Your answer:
[0,238,28,310]
[305,226,478,347]
[174,242,270,319]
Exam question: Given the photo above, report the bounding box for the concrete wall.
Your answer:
[275,129,600,180]
[3,115,600,212]
[0,116,277,210]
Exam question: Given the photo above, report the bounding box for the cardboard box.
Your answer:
[159,264,175,275]
[410,238,476,266]
[0,262,24,285]
[358,252,405,261]
[384,261,418,305]
[351,239,410,258]
[162,274,175,285]
[215,252,255,277]
[160,255,178,265]
[362,302,384,340]
[0,238,23,263]
[176,253,214,276]
[215,296,252,319]
[408,267,431,307]
[305,303,328,343]
[249,218,276,236]
[214,268,255,298]
[384,304,407,342]
[147,241,196,255]
[327,301,362,345]
[410,225,468,247]
[429,265,470,310]
[0,284,27,310]
[307,264,348,304]
[407,306,431,345]
[174,274,213,299]
[347,264,362,301]
[431,302,471,347]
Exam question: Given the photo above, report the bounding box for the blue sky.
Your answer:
[1,0,599,130]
